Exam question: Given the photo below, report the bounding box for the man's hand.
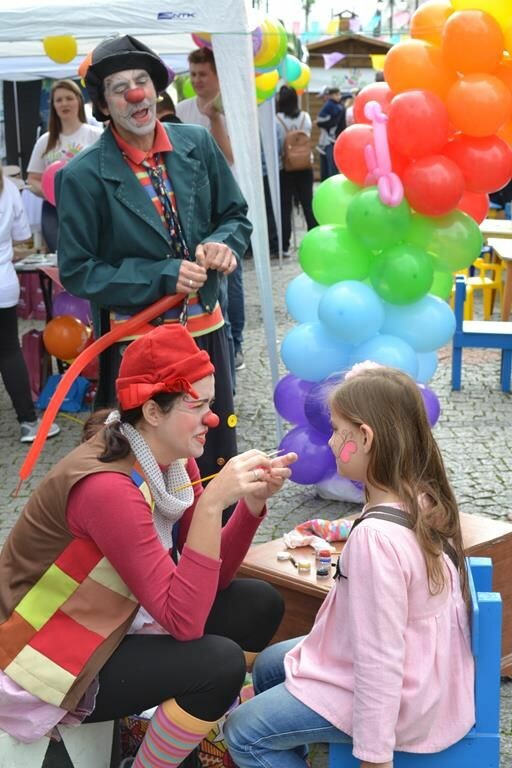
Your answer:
[176,260,208,294]
[196,242,237,275]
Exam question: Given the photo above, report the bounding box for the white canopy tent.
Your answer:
[0,0,283,437]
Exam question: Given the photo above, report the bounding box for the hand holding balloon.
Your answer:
[364,100,404,208]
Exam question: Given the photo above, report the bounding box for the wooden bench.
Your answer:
[239,512,512,676]
[451,275,512,392]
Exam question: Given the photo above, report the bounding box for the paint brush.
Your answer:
[173,448,284,492]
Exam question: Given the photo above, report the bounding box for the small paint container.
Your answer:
[297,560,312,575]
[277,551,291,562]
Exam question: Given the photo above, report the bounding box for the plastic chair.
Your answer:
[450,254,504,321]
[329,556,501,767]
[451,275,512,392]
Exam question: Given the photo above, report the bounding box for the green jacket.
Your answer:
[55,123,252,325]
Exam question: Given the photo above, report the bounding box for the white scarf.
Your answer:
[120,422,194,550]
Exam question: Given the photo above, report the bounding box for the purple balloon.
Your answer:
[419,385,441,427]
[279,425,336,485]
[252,26,263,56]
[304,372,345,435]
[273,374,313,426]
[166,66,175,85]
[52,291,91,326]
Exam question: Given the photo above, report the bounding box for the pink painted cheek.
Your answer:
[339,441,357,463]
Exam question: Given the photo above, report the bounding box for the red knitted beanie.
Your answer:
[116,325,215,410]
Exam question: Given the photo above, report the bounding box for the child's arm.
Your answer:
[361,761,393,768]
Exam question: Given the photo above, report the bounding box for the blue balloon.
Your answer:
[416,351,438,384]
[285,273,327,324]
[318,280,385,344]
[281,322,352,382]
[279,425,336,485]
[381,295,455,353]
[273,374,313,425]
[350,334,419,379]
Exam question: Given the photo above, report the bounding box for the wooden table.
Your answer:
[480,218,512,240]
[240,512,512,676]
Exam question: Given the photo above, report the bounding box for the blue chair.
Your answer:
[451,274,512,393]
[329,557,501,768]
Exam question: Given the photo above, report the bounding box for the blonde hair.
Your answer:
[330,367,467,601]
[44,80,87,156]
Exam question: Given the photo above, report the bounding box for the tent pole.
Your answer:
[12,81,23,172]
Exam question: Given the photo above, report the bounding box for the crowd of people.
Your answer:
[0,33,478,768]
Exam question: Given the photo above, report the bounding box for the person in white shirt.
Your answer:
[176,48,246,374]
[0,167,60,443]
[27,79,102,251]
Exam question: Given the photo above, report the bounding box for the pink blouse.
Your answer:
[284,516,475,763]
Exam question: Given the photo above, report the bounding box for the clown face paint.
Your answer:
[103,69,157,145]
[328,412,368,483]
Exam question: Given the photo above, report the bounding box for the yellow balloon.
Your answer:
[255,69,279,92]
[288,63,311,91]
[451,0,511,28]
[43,35,77,64]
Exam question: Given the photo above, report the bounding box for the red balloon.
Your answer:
[403,155,465,216]
[353,82,394,125]
[457,190,489,224]
[43,315,90,360]
[41,160,66,206]
[333,124,373,185]
[387,90,450,159]
[444,134,512,193]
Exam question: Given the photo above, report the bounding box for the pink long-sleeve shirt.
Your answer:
[0,458,265,742]
[284,517,475,763]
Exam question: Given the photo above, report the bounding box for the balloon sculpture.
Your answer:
[275,0,512,500]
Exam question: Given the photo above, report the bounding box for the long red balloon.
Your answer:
[18,293,185,486]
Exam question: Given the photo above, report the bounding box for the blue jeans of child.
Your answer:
[224,638,351,768]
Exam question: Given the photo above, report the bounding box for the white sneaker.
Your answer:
[20,418,60,443]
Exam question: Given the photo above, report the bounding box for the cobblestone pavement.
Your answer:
[1,248,512,765]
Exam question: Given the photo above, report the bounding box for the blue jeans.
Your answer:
[224,639,351,768]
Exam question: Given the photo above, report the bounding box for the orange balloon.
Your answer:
[498,120,512,145]
[43,315,90,360]
[446,74,512,136]
[384,40,456,99]
[441,10,504,75]
[78,51,92,79]
[496,59,512,92]
[411,0,454,46]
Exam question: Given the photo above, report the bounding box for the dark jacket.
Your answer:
[55,122,252,326]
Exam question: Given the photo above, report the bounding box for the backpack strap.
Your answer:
[349,504,460,570]
[276,115,289,133]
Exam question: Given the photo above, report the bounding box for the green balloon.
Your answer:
[407,211,483,272]
[182,77,196,99]
[370,243,434,304]
[430,270,453,300]
[299,225,372,286]
[346,187,411,251]
[312,175,361,226]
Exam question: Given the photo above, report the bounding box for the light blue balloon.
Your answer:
[416,351,438,384]
[284,54,302,83]
[318,281,385,345]
[350,334,419,379]
[285,273,327,324]
[281,322,352,382]
[381,295,456,353]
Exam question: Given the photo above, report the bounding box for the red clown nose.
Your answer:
[125,87,146,103]
[203,411,220,429]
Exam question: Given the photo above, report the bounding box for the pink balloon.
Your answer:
[41,160,66,206]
